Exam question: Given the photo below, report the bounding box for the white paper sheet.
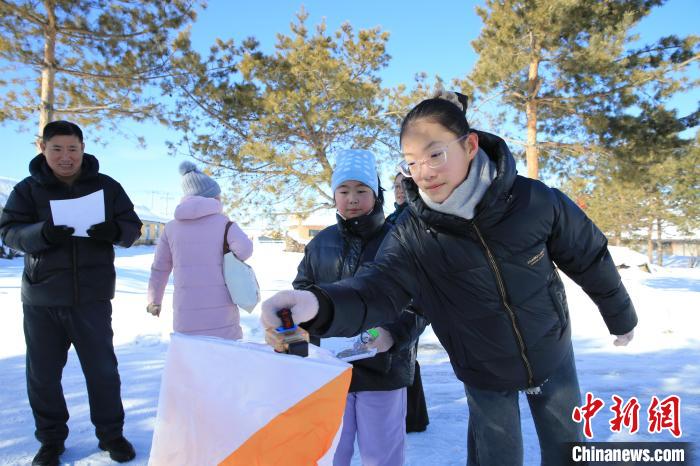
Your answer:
[321,335,378,362]
[49,189,105,237]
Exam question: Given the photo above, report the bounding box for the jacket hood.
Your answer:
[29,153,100,186]
[404,130,517,234]
[174,196,223,220]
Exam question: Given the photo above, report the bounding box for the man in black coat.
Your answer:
[0,121,142,465]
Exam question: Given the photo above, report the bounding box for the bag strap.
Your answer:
[223,221,233,254]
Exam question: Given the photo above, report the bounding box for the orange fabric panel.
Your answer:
[220,368,352,466]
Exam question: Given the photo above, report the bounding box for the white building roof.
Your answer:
[286,208,337,228]
[134,205,169,223]
[608,246,651,268]
[659,225,700,241]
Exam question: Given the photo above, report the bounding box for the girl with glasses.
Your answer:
[262,92,637,466]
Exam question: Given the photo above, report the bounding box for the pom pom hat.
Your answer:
[179,161,221,198]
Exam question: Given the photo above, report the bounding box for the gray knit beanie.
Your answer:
[179,161,221,198]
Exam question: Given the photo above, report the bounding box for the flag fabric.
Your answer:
[149,333,352,465]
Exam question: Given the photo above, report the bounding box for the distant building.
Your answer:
[622,225,700,260]
[658,226,700,257]
[286,209,336,245]
[283,204,399,251]
[134,205,169,246]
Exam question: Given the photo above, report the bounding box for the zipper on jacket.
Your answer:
[72,238,79,304]
[472,223,535,388]
[66,184,80,305]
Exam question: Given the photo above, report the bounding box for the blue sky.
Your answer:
[1,0,698,218]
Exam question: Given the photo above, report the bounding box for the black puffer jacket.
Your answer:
[308,131,637,391]
[385,202,407,225]
[294,203,427,392]
[0,153,142,306]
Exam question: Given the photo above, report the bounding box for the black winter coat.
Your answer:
[385,202,407,225]
[0,153,142,306]
[307,131,637,391]
[294,204,427,392]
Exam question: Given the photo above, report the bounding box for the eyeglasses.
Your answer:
[397,133,469,178]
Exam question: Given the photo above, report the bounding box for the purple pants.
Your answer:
[333,388,407,466]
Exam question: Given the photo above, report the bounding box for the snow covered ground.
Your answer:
[0,241,698,465]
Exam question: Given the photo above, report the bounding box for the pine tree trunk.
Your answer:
[646,223,653,264]
[38,0,58,147]
[656,218,664,266]
[525,50,540,180]
[526,99,538,180]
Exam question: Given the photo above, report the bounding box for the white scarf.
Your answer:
[419,148,497,220]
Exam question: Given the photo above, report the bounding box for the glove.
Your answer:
[364,327,395,353]
[261,290,319,329]
[42,221,75,245]
[147,303,161,317]
[613,329,634,346]
[87,221,120,243]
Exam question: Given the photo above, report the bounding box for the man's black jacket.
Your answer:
[0,153,142,306]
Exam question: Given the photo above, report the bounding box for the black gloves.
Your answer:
[42,221,75,245]
[87,221,120,243]
[42,220,120,244]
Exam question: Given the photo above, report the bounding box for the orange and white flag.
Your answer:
[149,333,352,466]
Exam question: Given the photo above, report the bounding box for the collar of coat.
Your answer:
[392,201,408,217]
[336,200,386,241]
[403,130,517,235]
[29,152,101,187]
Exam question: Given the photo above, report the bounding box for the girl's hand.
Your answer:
[147,303,161,317]
[365,327,394,353]
[260,290,319,329]
[613,329,634,346]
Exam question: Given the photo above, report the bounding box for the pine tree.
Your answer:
[671,132,700,235]
[643,134,699,265]
[572,105,698,264]
[165,10,391,220]
[0,0,200,140]
[564,166,646,247]
[469,0,698,179]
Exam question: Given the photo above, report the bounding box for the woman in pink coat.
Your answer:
[147,161,253,339]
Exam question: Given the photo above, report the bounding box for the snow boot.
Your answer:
[32,442,65,466]
[98,435,135,462]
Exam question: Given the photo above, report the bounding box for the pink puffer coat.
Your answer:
[147,196,253,339]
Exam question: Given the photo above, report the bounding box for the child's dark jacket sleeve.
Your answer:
[547,188,637,335]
